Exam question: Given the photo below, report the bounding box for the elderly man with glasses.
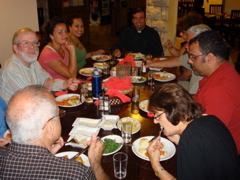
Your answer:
[0,28,79,103]
[0,85,109,179]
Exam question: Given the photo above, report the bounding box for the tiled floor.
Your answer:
[86,24,239,64]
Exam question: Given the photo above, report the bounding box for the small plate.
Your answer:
[4,129,11,139]
[101,135,123,156]
[153,72,176,82]
[132,136,176,161]
[91,55,111,62]
[55,151,90,166]
[55,94,84,108]
[72,118,101,128]
[139,100,150,113]
[117,117,141,134]
[149,67,162,71]
[99,115,119,130]
[131,76,147,83]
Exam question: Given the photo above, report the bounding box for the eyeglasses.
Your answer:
[18,41,40,48]
[42,109,66,130]
[153,112,164,120]
[187,52,205,60]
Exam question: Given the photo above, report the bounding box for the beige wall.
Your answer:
[0,0,38,66]
[224,0,240,15]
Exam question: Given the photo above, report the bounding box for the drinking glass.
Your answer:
[113,152,128,179]
[121,122,132,143]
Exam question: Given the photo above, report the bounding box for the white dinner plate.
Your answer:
[101,135,123,156]
[131,76,147,83]
[132,136,176,161]
[139,100,150,113]
[55,151,90,166]
[91,55,111,62]
[153,72,176,82]
[4,129,11,139]
[55,94,84,108]
[149,67,162,71]
[79,68,94,76]
[117,117,141,134]
[93,62,110,69]
[127,53,145,60]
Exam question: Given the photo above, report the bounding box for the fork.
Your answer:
[158,126,164,143]
[70,146,89,160]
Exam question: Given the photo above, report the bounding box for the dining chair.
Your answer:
[228,10,240,49]
[209,4,223,15]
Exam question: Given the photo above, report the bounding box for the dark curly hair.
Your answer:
[40,17,67,48]
[177,12,203,33]
[149,83,204,126]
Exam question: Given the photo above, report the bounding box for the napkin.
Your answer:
[118,55,136,67]
[54,91,68,96]
[103,76,132,91]
[94,89,131,105]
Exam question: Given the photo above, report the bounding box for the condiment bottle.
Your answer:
[141,60,146,74]
[92,68,102,99]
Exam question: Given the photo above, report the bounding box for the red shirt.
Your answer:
[196,61,240,154]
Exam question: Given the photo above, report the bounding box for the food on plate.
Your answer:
[101,119,116,127]
[6,133,12,139]
[127,53,144,59]
[95,55,109,60]
[63,155,68,158]
[118,117,139,133]
[56,95,80,106]
[81,68,93,75]
[69,136,89,147]
[132,76,146,82]
[153,73,170,80]
[102,138,121,154]
[75,156,85,164]
[138,138,167,157]
[93,62,109,68]
[85,97,93,103]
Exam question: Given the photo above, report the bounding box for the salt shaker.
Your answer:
[104,94,111,114]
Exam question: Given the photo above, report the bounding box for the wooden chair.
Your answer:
[228,10,240,49]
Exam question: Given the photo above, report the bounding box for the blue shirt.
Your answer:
[0,97,7,137]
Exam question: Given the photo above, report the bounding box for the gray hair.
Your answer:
[12,27,36,45]
[6,85,57,144]
[186,24,211,36]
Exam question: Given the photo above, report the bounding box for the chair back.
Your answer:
[209,4,223,14]
[229,10,240,28]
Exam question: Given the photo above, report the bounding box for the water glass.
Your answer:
[131,67,138,76]
[121,122,132,143]
[148,73,155,86]
[81,83,88,98]
[113,152,128,179]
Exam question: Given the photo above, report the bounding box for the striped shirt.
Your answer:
[0,54,64,103]
[0,142,96,179]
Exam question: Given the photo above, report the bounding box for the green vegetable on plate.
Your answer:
[102,138,121,154]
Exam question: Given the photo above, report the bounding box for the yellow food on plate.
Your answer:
[95,55,109,60]
[75,156,85,164]
[57,96,80,106]
[139,138,149,148]
[153,73,169,80]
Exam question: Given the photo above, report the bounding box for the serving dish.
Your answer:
[72,118,101,128]
[99,115,119,130]
[69,126,100,137]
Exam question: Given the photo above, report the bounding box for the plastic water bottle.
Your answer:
[92,68,102,99]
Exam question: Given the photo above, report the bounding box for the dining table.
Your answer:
[57,56,180,180]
